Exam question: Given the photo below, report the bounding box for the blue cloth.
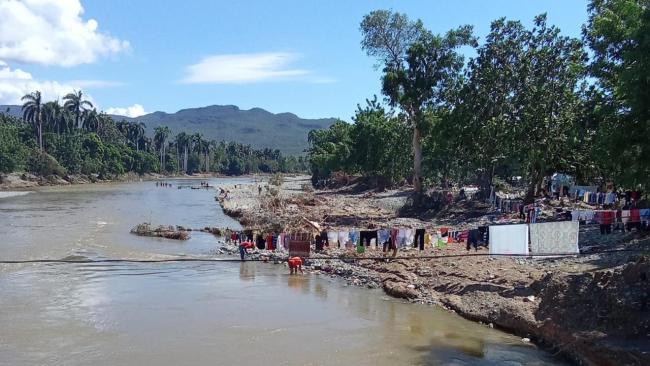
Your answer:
[348,231,360,245]
[640,209,650,220]
[378,230,390,243]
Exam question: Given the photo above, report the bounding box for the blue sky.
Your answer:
[0,0,588,120]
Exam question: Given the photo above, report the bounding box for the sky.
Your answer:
[0,0,589,120]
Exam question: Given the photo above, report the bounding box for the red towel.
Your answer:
[601,211,615,225]
[459,230,469,242]
[631,209,641,223]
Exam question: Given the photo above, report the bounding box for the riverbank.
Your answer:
[218,176,650,366]
[0,171,268,191]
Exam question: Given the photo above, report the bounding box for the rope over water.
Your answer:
[1,248,647,264]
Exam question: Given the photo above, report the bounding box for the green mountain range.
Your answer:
[1,104,337,155]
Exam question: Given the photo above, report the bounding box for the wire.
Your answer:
[0,248,647,264]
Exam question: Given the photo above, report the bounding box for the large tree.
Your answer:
[63,90,93,130]
[21,91,44,151]
[361,10,475,192]
[154,126,171,172]
[584,0,650,189]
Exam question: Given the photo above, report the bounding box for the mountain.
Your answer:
[1,104,337,155]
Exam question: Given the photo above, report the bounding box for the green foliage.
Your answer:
[584,0,650,189]
[307,120,353,183]
[313,6,649,196]
[0,123,30,172]
[350,98,411,186]
[27,151,67,177]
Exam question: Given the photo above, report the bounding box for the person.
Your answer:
[258,185,262,195]
[239,241,254,260]
[288,256,303,274]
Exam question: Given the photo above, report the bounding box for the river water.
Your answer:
[0,179,565,365]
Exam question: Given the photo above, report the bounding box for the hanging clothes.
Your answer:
[265,234,273,250]
[414,229,426,250]
[488,224,529,256]
[315,234,324,252]
[529,221,579,255]
[327,231,339,248]
[348,231,360,249]
[337,231,349,248]
[466,229,480,251]
[360,230,378,247]
[378,229,390,246]
[256,234,266,250]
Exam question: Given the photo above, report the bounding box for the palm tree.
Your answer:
[192,133,206,173]
[21,91,44,151]
[43,100,64,134]
[154,126,171,172]
[63,90,93,129]
[175,132,190,173]
[133,122,146,151]
[82,108,101,132]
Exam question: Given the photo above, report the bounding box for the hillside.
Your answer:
[1,104,337,155]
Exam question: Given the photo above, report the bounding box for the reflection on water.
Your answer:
[0,179,566,365]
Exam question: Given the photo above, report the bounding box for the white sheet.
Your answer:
[489,224,529,256]
[529,221,579,255]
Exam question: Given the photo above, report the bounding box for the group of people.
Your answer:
[155,181,173,187]
[228,229,304,274]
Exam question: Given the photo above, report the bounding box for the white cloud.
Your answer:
[180,52,310,84]
[0,0,130,67]
[0,61,83,104]
[105,104,146,118]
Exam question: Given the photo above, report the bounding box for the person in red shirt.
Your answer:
[288,257,303,274]
[239,241,254,260]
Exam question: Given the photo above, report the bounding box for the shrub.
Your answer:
[27,151,67,176]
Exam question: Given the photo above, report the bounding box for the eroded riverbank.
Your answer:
[218,176,650,366]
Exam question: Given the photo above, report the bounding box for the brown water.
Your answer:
[0,179,566,365]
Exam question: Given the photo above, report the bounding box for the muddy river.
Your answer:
[0,179,565,365]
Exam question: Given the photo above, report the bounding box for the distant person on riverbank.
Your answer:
[288,257,303,274]
[258,185,262,195]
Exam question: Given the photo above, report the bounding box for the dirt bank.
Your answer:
[0,171,224,191]
[217,176,649,366]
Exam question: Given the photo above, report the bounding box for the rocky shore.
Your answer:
[216,176,650,366]
[0,171,165,190]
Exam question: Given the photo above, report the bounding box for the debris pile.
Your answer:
[130,223,189,240]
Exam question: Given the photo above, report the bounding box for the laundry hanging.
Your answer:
[529,221,579,255]
[488,224,529,256]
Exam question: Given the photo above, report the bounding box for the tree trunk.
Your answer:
[183,146,188,173]
[412,127,423,193]
[38,119,43,152]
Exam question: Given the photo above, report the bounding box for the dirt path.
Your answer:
[217,176,650,366]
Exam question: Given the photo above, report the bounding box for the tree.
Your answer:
[349,97,411,186]
[361,10,476,192]
[63,90,93,129]
[154,126,171,172]
[584,0,650,189]
[21,91,44,151]
[43,100,65,134]
[82,108,101,132]
[307,120,353,183]
[175,132,190,173]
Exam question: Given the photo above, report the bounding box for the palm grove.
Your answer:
[308,0,650,198]
[0,92,306,178]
